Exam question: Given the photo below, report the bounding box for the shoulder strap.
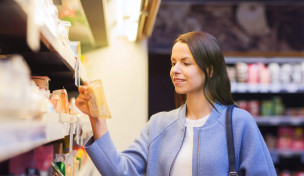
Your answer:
[226,104,238,176]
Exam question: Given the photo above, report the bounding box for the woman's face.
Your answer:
[170,42,206,95]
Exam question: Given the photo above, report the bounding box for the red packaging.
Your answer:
[280,171,291,176]
[9,152,31,174]
[291,127,304,150]
[295,172,304,176]
[248,64,259,84]
[33,145,54,171]
[237,100,249,112]
[31,76,50,90]
[277,127,294,150]
[248,100,260,117]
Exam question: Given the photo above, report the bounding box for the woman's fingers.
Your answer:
[78,93,91,100]
[78,85,87,94]
[83,81,89,86]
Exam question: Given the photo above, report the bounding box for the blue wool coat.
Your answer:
[84,102,277,176]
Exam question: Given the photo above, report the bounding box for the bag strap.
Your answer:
[226,104,238,176]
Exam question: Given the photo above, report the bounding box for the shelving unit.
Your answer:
[270,150,304,165]
[231,82,304,93]
[0,0,95,175]
[0,0,87,91]
[255,116,304,126]
[0,114,91,162]
[228,56,304,173]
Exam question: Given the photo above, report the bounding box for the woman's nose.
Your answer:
[171,63,181,74]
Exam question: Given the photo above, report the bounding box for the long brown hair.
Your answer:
[173,31,234,108]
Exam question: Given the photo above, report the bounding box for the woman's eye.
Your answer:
[184,63,191,66]
[171,63,176,66]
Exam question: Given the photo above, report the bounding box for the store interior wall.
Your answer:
[84,37,148,151]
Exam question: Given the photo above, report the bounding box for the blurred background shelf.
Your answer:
[225,57,304,64]
[231,83,304,93]
[270,149,304,164]
[255,117,304,126]
[0,114,91,162]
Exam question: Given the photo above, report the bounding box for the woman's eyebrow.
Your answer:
[171,57,192,61]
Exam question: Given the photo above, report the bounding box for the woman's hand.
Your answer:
[75,82,92,116]
[75,81,109,140]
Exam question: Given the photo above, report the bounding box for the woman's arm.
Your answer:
[75,83,148,176]
[75,83,108,140]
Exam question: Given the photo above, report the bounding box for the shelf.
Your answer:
[0,113,92,162]
[231,82,304,93]
[0,0,87,90]
[270,149,304,164]
[225,57,304,64]
[255,117,304,126]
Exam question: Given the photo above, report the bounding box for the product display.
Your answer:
[227,62,304,93]
[51,89,70,114]
[31,76,51,90]
[87,80,111,119]
[0,0,96,175]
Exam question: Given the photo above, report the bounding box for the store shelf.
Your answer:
[225,57,304,64]
[0,0,87,90]
[231,82,304,93]
[255,117,304,126]
[0,113,91,162]
[270,149,304,164]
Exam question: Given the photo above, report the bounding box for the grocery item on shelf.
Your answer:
[0,55,53,118]
[87,80,111,119]
[51,89,70,114]
[228,62,304,93]
[265,133,277,150]
[70,41,81,58]
[235,62,248,83]
[58,20,71,42]
[291,128,304,150]
[31,76,50,90]
[54,154,66,175]
[33,145,54,176]
[9,145,54,176]
[277,127,293,150]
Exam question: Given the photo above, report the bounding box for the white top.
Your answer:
[171,114,210,176]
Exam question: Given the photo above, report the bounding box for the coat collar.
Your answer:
[177,101,226,127]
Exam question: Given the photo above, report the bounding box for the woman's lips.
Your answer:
[173,78,185,85]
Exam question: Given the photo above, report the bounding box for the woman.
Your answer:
[76,31,276,176]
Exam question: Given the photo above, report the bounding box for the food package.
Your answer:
[31,76,50,90]
[87,80,111,119]
[51,89,69,114]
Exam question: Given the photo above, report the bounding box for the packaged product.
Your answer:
[291,127,304,150]
[51,89,69,114]
[277,127,293,150]
[87,80,111,119]
[31,76,50,90]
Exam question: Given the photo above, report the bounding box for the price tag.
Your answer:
[74,57,80,87]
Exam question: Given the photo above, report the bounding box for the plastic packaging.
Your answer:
[87,80,111,119]
[51,89,69,114]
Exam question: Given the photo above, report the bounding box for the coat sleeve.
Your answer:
[84,121,151,176]
[233,109,277,176]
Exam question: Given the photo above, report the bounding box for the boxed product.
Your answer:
[277,127,294,150]
[31,76,50,90]
[51,89,69,114]
[87,80,111,119]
